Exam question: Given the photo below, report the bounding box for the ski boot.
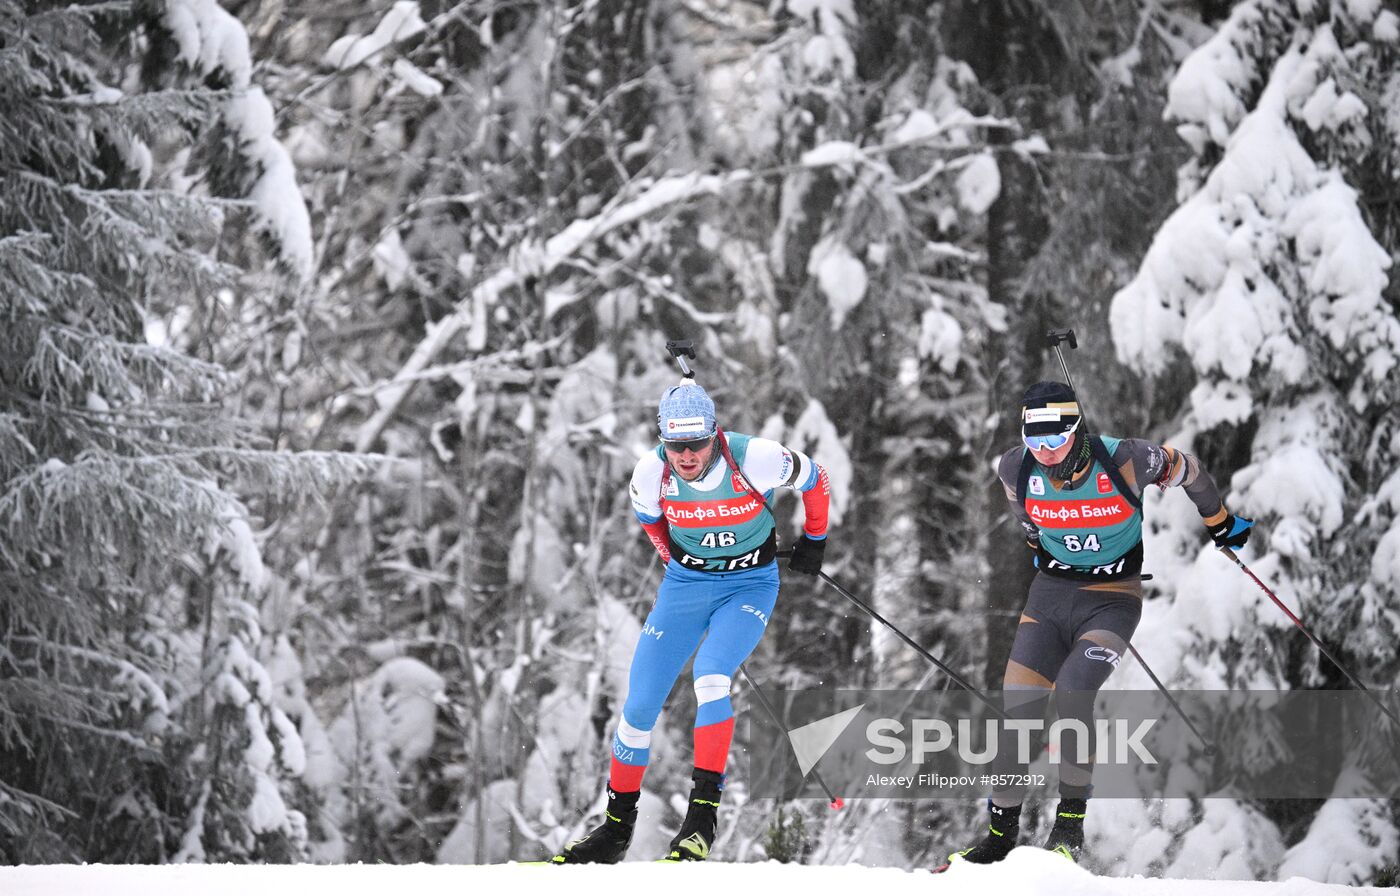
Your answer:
[1043,798,1086,862]
[662,769,724,861]
[553,787,640,864]
[940,801,1020,869]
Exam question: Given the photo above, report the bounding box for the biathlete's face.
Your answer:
[663,435,715,481]
[1028,438,1074,467]
[1023,416,1080,468]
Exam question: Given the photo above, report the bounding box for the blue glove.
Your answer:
[789,535,825,576]
[1208,514,1253,550]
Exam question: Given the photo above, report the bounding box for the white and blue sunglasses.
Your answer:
[1022,415,1081,452]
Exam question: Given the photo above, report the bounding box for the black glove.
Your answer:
[788,535,826,576]
[1207,513,1254,550]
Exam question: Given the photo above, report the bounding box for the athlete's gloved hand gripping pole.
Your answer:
[1047,328,1217,754]
[663,340,844,810]
[787,534,825,575]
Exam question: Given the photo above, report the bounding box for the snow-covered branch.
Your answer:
[353,169,750,451]
[353,120,1019,451]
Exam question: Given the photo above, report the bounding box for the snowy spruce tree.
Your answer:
[0,0,360,862]
[1109,0,1400,883]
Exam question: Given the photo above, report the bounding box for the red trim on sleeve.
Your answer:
[640,518,671,563]
[802,464,831,538]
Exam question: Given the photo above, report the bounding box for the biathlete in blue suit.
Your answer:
[950,381,1255,866]
[556,379,832,864]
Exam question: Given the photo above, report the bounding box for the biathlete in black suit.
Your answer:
[950,381,1254,864]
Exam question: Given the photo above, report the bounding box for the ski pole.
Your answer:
[1219,548,1400,729]
[797,562,1006,720]
[739,663,844,810]
[1124,643,1216,754]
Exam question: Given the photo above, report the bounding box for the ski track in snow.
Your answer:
[0,849,1380,895]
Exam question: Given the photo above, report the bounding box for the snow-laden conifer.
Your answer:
[1109,0,1400,880]
[0,0,366,861]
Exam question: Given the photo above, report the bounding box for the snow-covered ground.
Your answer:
[0,849,1384,896]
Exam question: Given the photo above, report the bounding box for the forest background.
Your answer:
[3,0,1399,883]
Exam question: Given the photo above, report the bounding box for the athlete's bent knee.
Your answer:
[693,673,732,708]
[615,716,652,751]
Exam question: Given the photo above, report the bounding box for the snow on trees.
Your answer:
[0,0,362,863]
[8,0,1396,879]
[1109,0,1400,881]
[160,0,314,277]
